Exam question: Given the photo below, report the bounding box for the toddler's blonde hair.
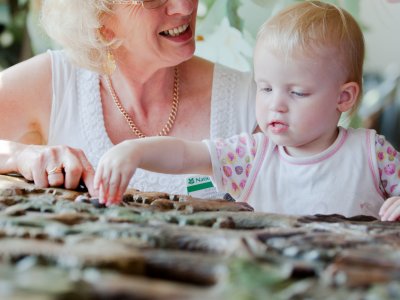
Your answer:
[257,0,365,113]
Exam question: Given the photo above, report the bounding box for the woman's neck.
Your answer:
[107,63,178,115]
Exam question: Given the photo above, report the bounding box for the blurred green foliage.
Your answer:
[0,0,31,69]
[0,0,362,70]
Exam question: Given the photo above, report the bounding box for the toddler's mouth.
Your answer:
[268,121,289,133]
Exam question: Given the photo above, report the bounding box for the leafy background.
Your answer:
[1,0,399,145]
[195,0,361,72]
[0,0,361,71]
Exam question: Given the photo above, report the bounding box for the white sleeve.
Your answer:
[47,49,81,146]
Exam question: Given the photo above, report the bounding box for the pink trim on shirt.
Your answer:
[242,137,269,203]
[278,129,348,165]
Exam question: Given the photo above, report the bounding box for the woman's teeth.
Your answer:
[161,24,189,37]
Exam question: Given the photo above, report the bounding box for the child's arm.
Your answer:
[94,137,212,206]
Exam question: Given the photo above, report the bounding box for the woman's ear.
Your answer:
[337,82,360,112]
[98,25,115,42]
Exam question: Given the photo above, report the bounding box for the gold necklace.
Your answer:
[104,67,179,138]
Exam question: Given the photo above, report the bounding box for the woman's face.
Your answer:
[105,0,198,69]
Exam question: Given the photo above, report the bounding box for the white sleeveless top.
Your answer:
[48,50,256,194]
[208,127,385,218]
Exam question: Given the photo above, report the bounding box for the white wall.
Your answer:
[361,0,400,74]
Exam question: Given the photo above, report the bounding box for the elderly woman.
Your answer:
[0,0,256,197]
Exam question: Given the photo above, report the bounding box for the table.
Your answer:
[1,174,400,299]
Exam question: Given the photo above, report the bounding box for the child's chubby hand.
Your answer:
[379,196,400,221]
[94,140,139,206]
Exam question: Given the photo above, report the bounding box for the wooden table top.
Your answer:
[0,174,399,299]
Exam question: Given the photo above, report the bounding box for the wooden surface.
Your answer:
[1,174,400,299]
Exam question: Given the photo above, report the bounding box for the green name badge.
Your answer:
[186,176,225,199]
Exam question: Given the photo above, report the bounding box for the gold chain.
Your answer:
[104,67,179,138]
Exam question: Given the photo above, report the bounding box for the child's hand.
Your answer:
[94,140,139,206]
[379,196,400,221]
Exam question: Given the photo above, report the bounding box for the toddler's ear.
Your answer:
[337,82,359,112]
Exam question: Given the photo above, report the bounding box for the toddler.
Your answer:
[94,1,400,221]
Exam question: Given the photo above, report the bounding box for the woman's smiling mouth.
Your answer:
[160,24,189,37]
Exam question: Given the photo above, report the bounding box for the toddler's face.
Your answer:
[253,44,346,156]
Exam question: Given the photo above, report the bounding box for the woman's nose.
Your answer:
[165,0,195,16]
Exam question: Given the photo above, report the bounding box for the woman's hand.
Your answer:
[94,140,139,206]
[379,196,400,221]
[14,144,96,196]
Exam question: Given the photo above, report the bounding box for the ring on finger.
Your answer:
[47,166,63,175]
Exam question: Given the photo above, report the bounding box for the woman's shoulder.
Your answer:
[182,56,214,79]
[182,56,253,89]
[213,63,253,92]
[0,52,52,97]
[48,50,80,72]
[49,49,99,89]
[214,62,252,77]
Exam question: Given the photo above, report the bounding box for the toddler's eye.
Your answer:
[291,91,308,97]
[260,87,272,93]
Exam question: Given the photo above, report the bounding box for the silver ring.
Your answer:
[47,166,63,175]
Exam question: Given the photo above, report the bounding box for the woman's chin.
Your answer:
[173,47,196,64]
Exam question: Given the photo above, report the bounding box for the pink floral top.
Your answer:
[212,131,400,200]
[376,134,400,196]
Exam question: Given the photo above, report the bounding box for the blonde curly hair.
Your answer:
[41,0,120,74]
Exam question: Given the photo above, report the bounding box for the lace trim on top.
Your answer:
[210,64,238,139]
[78,69,105,167]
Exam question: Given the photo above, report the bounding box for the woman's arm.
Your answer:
[94,136,212,206]
[0,53,96,195]
[0,53,53,177]
[0,53,52,144]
